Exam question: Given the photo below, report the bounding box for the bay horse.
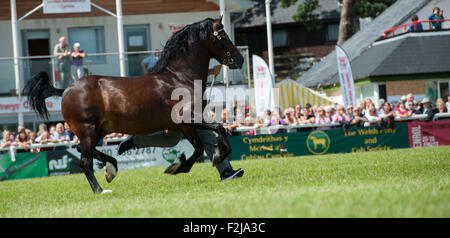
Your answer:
[23,17,244,194]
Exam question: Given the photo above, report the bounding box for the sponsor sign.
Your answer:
[43,0,91,14]
[168,23,186,35]
[408,120,450,148]
[0,140,194,181]
[228,123,410,160]
[46,150,82,176]
[66,139,194,171]
[0,96,61,114]
[0,152,48,181]
[253,55,275,117]
[335,46,356,107]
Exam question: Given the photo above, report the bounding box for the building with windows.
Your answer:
[298,0,450,106]
[234,0,341,80]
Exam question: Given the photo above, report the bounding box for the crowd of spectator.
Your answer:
[1,93,449,151]
[0,122,82,153]
[221,93,450,136]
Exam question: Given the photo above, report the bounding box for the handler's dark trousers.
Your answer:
[132,129,233,175]
[57,59,71,89]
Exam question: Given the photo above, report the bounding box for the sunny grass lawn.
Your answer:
[0,146,449,218]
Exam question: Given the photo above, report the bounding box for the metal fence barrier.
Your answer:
[1,113,449,153]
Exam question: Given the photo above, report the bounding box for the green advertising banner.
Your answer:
[229,123,410,160]
[0,152,48,181]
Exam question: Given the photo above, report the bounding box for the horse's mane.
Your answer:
[150,18,215,73]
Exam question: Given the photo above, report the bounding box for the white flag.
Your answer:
[336,45,356,107]
[253,55,275,117]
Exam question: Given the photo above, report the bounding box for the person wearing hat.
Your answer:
[422,97,435,121]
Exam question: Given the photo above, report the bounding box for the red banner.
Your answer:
[408,120,450,148]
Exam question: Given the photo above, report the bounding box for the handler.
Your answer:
[118,65,244,181]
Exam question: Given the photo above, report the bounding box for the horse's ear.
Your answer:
[216,15,223,25]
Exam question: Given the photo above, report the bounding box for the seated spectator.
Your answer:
[351,107,368,127]
[104,132,125,145]
[346,105,354,117]
[435,101,448,113]
[365,103,379,126]
[365,99,373,108]
[53,123,70,142]
[261,109,272,124]
[28,132,37,144]
[416,102,424,114]
[284,107,298,125]
[298,107,315,124]
[273,107,283,119]
[405,93,415,108]
[429,7,444,30]
[64,122,78,143]
[38,131,58,151]
[324,106,334,121]
[240,116,256,136]
[1,130,14,148]
[35,123,48,143]
[267,109,287,134]
[376,99,385,115]
[294,104,302,120]
[359,100,367,115]
[312,105,319,116]
[28,132,38,153]
[13,129,30,152]
[305,103,313,117]
[446,95,450,111]
[395,101,410,118]
[422,97,435,121]
[221,108,238,133]
[314,107,331,130]
[408,101,421,115]
[407,15,423,32]
[378,103,395,128]
[49,125,57,139]
[332,105,351,124]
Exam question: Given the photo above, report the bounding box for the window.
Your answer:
[273,29,288,47]
[327,24,339,42]
[68,26,106,64]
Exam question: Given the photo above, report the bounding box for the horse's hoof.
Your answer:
[101,189,112,194]
[164,163,181,175]
[104,162,117,183]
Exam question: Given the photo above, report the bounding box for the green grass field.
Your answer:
[0,146,449,218]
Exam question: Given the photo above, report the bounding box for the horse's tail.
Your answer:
[22,71,65,120]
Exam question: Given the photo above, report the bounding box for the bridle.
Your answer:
[212,28,235,66]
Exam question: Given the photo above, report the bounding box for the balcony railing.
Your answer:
[383,19,450,39]
[0,46,250,96]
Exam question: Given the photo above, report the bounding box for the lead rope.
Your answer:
[206,74,218,121]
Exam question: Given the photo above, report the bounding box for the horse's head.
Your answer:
[208,17,244,69]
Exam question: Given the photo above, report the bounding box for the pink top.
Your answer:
[332,114,351,123]
[315,116,331,124]
[395,107,409,116]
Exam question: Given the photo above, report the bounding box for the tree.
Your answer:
[280,0,397,44]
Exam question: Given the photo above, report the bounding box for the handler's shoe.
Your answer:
[118,136,136,155]
[221,168,244,181]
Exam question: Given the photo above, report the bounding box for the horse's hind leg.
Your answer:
[93,149,118,183]
[79,137,107,194]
